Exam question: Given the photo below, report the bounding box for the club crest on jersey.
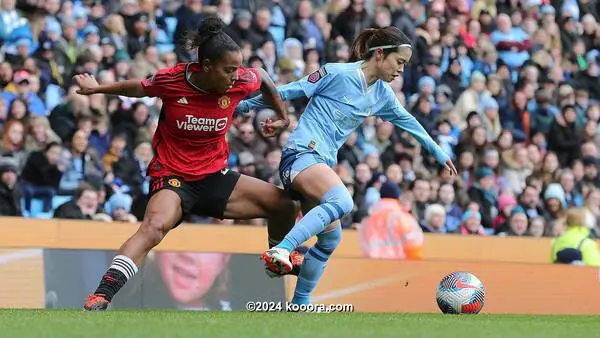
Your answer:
[168,178,181,188]
[218,96,231,109]
[307,68,328,84]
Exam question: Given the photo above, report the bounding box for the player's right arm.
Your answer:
[73,74,146,97]
[236,65,335,115]
[73,68,170,98]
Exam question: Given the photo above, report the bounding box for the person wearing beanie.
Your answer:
[108,192,137,223]
[551,208,600,266]
[493,193,518,229]
[454,70,488,127]
[0,159,21,216]
[543,182,568,229]
[467,166,498,228]
[357,181,423,260]
[459,209,487,236]
[496,206,529,236]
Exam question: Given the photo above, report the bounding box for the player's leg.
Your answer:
[284,199,343,305]
[84,179,186,311]
[263,157,352,273]
[191,169,302,273]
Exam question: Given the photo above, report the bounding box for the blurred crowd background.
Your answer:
[1,0,600,242]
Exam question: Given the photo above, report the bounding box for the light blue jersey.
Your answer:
[237,61,449,167]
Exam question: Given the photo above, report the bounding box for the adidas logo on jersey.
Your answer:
[178,97,188,104]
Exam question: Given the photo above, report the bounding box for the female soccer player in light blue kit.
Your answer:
[236,26,458,306]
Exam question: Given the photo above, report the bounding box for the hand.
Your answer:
[73,73,99,95]
[261,118,289,137]
[444,159,458,176]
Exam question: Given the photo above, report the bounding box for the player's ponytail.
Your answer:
[349,26,413,62]
[184,15,240,62]
[350,28,378,62]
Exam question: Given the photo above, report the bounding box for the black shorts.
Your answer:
[149,169,241,226]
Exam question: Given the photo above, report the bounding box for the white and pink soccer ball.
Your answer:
[436,271,486,314]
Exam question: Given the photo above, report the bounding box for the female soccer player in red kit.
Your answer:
[77,17,300,311]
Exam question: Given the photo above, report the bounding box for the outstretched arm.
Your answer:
[237,65,333,114]
[237,80,309,114]
[377,91,457,174]
[73,74,146,97]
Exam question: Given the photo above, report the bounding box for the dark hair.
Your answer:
[44,141,61,152]
[185,16,240,62]
[74,182,98,200]
[349,26,412,62]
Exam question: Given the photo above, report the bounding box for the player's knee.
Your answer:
[322,185,354,219]
[140,215,169,247]
[265,190,297,216]
[316,225,342,252]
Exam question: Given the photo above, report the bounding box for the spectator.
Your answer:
[58,129,103,195]
[459,209,487,236]
[421,204,448,234]
[497,207,529,237]
[551,207,600,266]
[20,142,63,212]
[25,117,60,153]
[107,191,137,223]
[467,167,498,228]
[548,105,581,167]
[53,182,110,221]
[358,181,424,259]
[0,158,21,216]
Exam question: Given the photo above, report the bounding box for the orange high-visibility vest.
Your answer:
[357,199,424,260]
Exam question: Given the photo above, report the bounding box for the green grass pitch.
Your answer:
[1,310,598,338]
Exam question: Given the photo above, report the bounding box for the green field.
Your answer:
[1,310,598,338]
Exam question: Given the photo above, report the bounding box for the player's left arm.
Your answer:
[377,89,457,174]
[256,67,289,128]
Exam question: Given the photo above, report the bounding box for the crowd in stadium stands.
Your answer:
[1,0,600,239]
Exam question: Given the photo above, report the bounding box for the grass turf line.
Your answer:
[0,310,598,338]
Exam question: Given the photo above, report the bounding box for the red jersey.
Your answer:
[140,63,261,180]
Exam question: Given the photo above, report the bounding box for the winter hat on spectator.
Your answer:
[586,50,600,64]
[470,71,486,84]
[498,193,517,211]
[462,209,481,223]
[15,38,31,48]
[238,151,255,167]
[235,9,252,21]
[83,24,99,37]
[45,20,62,36]
[0,158,18,174]
[582,156,598,167]
[417,76,436,92]
[510,205,527,217]
[115,50,131,62]
[73,6,87,19]
[436,84,452,99]
[475,166,494,180]
[540,5,556,15]
[380,181,401,199]
[543,183,567,208]
[481,96,499,111]
[13,69,30,84]
[108,192,133,213]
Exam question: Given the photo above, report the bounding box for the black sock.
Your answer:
[94,255,138,301]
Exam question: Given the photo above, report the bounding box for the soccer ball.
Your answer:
[436,271,485,314]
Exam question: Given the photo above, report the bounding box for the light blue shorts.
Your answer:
[278,148,327,201]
